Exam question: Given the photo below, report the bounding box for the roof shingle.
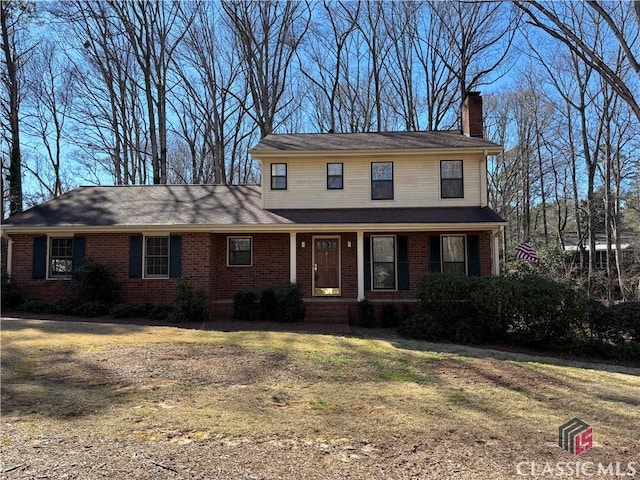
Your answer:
[2,185,505,229]
[250,131,501,153]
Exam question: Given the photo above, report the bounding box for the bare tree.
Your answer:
[1,0,35,215]
[172,1,254,184]
[109,0,195,184]
[429,1,519,119]
[515,1,640,122]
[222,0,311,138]
[56,0,150,185]
[23,41,74,198]
[298,1,361,133]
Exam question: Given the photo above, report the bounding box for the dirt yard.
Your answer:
[1,316,639,479]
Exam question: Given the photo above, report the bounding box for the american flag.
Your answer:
[515,241,539,263]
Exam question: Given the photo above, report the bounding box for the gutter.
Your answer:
[0,221,508,236]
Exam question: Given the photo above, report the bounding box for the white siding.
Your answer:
[262,153,485,209]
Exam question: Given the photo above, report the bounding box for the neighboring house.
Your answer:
[1,93,506,322]
[563,232,638,270]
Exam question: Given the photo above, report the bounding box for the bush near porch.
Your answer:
[399,273,640,362]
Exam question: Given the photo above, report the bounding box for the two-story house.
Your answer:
[1,92,505,322]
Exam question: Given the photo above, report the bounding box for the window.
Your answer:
[372,236,396,290]
[371,162,393,200]
[49,237,73,278]
[271,163,287,190]
[145,236,169,277]
[442,235,466,274]
[327,163,343,189]
[228,237,252,266]
[441,160,463,198]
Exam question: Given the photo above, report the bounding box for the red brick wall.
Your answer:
[9,232,211,305]
[8,230,494,313]
[210,233,290,300]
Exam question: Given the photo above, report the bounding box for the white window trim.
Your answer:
[143,235,170,279]
[46,235,74,280]
[441,234,468,275]
[227,236,253,267]
[371,235,398,291]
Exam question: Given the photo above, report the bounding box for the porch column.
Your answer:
[6,236,13,276]
[357,231,365,300]
[492,229,501,276]
[289,232,297,283]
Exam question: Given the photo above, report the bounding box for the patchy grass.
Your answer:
[2,318,639,479]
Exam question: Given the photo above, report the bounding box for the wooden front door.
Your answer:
[314,237,340,296]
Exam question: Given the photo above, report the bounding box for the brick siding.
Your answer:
[8,230,494,320]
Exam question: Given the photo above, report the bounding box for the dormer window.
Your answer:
[271,163,287,190]
[441,160,463,198]
[371,162,393,200]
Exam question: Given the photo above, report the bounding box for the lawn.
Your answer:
[1,317,639,479]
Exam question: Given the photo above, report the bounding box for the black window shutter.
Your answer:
[398,236,410,290]
[429,235,441,273]
[364,237,371,291]
[468,235,481,277]
[129,235,143,278]
[72,237,86,272]
[32,236,47,279]
[169,235,182,278]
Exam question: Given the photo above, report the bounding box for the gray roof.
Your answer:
[251,131,501,153]
[2,185,505,229]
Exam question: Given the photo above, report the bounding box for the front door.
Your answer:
[314,237,340,296]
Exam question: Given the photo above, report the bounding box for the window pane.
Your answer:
[372,162,393,199]
[271,163,286,176]
[327,163,343,189]
[229,237,252,265]
[442,236,465,262]
[272,177,287,189]
[441,179,463,198]
[372,180,393,200]
[372,236,396,290]
[441,161,463,198]
[372,162,392,180]
[441,160,462,179]
[145,237,169,276]
[374,263,395,289]
[49,238,74,277]
[328,176,343,189]
[373,237,395,262]
[327,163,342,176]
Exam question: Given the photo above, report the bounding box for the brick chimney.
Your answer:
[462,91,483,138]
